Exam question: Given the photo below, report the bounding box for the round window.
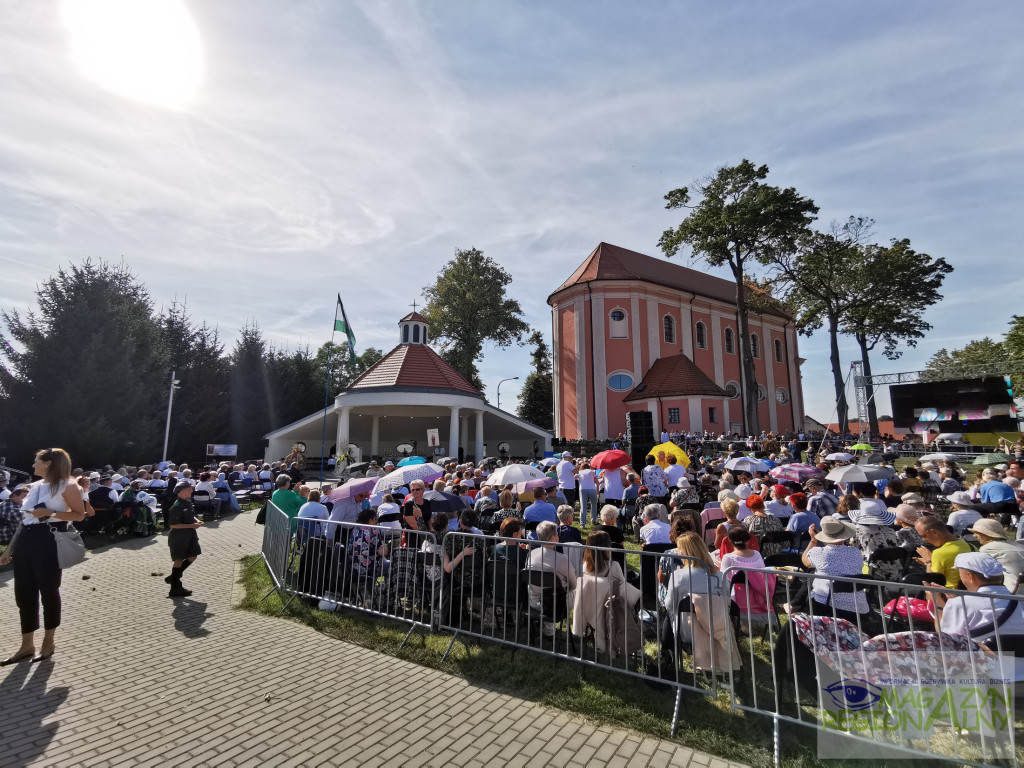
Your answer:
[775,387,790,404]
[608,373,634,391]
[757,385,767,402]
[610,310,625,322]
[725,381,741,399]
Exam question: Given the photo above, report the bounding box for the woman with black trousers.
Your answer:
[0,448,85,665]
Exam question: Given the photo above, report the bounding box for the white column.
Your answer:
[630,295,642,381]
[474,410,484,461]
[765,335,778,433]
[679,298,694,359]
[647,399,659,435]
[647,299,660,368]
[448,407,460,458]
[710,314,725,385]
[370,415,380,457]
[688,398,703,432]
[338,406,352,458]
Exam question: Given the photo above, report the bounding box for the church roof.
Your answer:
[549,242,789,317]
[399,311,428,324]
[347,343,481,396]
[623,354,727,402]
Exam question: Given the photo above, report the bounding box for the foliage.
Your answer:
[0,259,165,467]
[228,322,274,461]
[660,160,818,433]
[313,341,383,395]
[517,329,553,429]
[423,248,529,393]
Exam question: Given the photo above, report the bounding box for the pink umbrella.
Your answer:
[768,463,825,483]
[328,477,378,502]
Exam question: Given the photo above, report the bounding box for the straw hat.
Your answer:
[815,517,857,545]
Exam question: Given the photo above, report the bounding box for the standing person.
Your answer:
[556,452,578,507]
[0,448,86,664]
[577,460,599,527]
[641,455,669,504]
[165,482,203,598]
[602,464,627,512]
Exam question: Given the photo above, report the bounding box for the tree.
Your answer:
[840,238,952,436]
[228,322,273,460]
[312,342,384,396]
[925,338,1008,379]
[0,259,164,467]
[660,160,818,433]
[517,330,553,429]
[422,248,529,392]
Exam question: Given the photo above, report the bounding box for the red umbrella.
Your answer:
[590,449,631,470]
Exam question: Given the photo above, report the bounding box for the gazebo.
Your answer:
[263,312,552,464]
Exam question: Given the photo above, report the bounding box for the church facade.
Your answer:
[547,242,805,439]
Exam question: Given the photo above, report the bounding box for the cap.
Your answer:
[804,478,824,489]
[953,552,1004,578]
[562,451,572,458]
[967,518,1008,540]
[89,471,101,479]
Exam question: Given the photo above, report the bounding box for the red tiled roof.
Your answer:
[623,354,727,402]
[399,311,428,324]
[347,343,481,395]
[549,242,790,318]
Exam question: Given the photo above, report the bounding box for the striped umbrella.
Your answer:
[769,463,825,483]
[372,462,445,495]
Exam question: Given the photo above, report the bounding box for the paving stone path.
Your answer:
[0,512,749,768]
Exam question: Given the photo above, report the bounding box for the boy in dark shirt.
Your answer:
[165,482,203,598]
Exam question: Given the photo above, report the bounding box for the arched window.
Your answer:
[423,327,428,344]
[402,325,409,343]
[774,338,783,363]
[609,308,628,339]
[412,325,420,343]
[663,315,675,344]
[695,321,707,350]
[724,327,735,354]
[751,333,760,358]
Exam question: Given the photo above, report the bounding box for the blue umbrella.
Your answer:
[397,456,427,467]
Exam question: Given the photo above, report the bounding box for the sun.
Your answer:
[61,0,204,110]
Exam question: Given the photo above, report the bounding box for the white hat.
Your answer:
[953,552,1004,578]
[562,451,572,458]
[946,491,976,507]
[88,471,101,480]
[112,474,123,482]
[735,483,753,500]
[676,477,691,488]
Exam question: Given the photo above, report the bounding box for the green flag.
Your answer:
[334,294,356,351]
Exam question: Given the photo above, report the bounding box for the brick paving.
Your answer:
[0,512,750,768]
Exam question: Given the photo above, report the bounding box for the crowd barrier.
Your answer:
[256,504,1023,767]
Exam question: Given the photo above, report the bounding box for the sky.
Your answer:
[1,0,1022,429]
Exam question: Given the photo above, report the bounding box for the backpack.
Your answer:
[604,574,643,662]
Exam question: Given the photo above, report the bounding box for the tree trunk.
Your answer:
[731,260,760,436]
[828,313,849,435]
[857,332,880,439]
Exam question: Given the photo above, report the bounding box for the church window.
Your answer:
[609,308,628,338]
[663,315,675,344]
[402,325,409,343]
[608,372,634,391]
[774,338,783,363]
[725,381,741,399]
[413,325,420,343]
[695,321,707,350]
[668,407,680,424]
[724,327,735,354]
[751,333,760,358]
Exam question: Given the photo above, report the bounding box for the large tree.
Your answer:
[228,322,274,460]
[660,161,818,433]
[840,238,952,436]
[422,247,529,393]
[312,341,384,396]
[0,259,164,467]
[517,329,553,429]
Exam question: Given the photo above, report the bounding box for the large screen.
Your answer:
[890,376,1017,432]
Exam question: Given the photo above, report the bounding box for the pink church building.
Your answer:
[547,242,805,439]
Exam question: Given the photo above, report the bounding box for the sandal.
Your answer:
[1,649,36,666]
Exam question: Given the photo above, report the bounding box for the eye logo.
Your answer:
[824,679,882,711]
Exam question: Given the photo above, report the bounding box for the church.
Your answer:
[548,242,805,439]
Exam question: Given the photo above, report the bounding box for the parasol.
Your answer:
[590,449,632,470]
[372,463,445,495]
[647,442,690,469]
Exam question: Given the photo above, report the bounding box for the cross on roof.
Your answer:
[410,300,419,312]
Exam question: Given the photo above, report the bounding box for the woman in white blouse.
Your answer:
[0,448,85,665]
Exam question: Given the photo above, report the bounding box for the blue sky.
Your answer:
[1,1,1021,429]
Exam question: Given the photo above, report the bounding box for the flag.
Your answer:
[334,294,356,351]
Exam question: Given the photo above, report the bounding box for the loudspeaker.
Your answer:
[626,411,654,432]
[630,445,654,473]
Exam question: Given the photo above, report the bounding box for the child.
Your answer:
[165,482,203,598]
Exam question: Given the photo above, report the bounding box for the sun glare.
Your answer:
[61,0,204,110]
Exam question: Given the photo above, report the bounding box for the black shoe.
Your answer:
[0,650,35,666]
[168,585,192,598]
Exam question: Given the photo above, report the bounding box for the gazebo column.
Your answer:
[448,407,460,458]
[337,406,352,461]
[474,410,484,462]
[370,415,380,457]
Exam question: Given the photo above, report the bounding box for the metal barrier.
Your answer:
[257,518,1023,767]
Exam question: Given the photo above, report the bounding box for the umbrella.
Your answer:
[825,452,854,462]
[328,477,378,502]
[850,443,873,451]
[920,452,957,462]
[437,456,456,466]
[519,476,557,493]
[540,457,560,468]
[487,463,548,486]
[344,461,370,474]
[723,456,770,473]
[647,442,691,469]
[973,452,1011,467]
[372,463,445,495]
[769,463,825,483]
[826,464,895,483]
[421,489,469,514]
[858,453,886,465]
[590,449,632,470]
[881,452,900,461]
[397,456,427,467]
[480,456,498,466]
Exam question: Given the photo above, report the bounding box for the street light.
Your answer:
[162,370,181,463]
[496,376,519,411]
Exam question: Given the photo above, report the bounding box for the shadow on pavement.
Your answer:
[171,599,212,638]
[0,660,68,766]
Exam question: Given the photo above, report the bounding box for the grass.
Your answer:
[237,553,985,768]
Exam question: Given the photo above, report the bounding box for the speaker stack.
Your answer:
[625,411,655,470]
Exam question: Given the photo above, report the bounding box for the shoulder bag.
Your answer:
[50,522,86,569]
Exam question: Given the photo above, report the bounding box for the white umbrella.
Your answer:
[487,463,548,486]
[920,452,957,462]
[371,463,445,495]
[825,464,895,483]
[540,457,559,467]
[825,452,854,462]
[723,456,770,473]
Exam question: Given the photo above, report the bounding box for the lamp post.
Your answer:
[497,376,519,411]
[162,370,181,463]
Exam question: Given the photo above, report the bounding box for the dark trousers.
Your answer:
[13,525,63,634]
[561,489,577,507]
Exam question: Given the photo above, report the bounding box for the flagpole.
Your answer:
[319,296,341,483]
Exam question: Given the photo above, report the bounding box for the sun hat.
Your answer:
[735,483,753,499]
[894,504,921,524]
[562,451,572,458]
[901,492,925,505]
[946,490,976,507]
[676,477,690,488]
[848,497,896,526]
[967,518,1008,540]
[953,552,1004,578]
[815,517,858,545]
[718,489,739,502]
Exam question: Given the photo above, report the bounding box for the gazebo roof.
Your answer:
[347,343,481,396]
